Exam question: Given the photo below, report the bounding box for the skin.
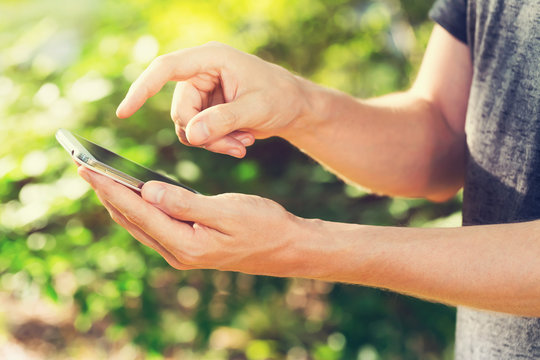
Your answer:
[80,25,540,316]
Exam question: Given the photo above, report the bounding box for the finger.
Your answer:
[93,190,177,262]
[175,120,248,156]
[117,43,227,118]
[141,181,230,233]
[78,166,197,254]
[230,131,255,147]
[100,197,193,270]
[202,135,248,158]
[175,123,191,146]
[171,82,253,156]
[171,81,201,130]
[185,95,264,146]
[208,83,225,107]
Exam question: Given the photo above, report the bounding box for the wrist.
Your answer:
[277,76,330,142]
[284,216,369,281]
[286,217,391,285]
[281,216,334,279]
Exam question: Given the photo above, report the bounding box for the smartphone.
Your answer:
[56,128,197,193]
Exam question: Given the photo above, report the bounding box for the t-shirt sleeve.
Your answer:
[429,0,468,44]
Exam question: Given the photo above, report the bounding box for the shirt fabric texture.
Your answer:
[429,0,540,359]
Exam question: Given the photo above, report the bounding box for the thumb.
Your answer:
[141,181,227,230]
[185,97,259,146]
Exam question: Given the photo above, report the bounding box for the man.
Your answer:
[78,0,540,358]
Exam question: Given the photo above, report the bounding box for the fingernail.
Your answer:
[190,121,210,144]
[240,137,253,146]
[228,148,242,157]
[145,184,165,204]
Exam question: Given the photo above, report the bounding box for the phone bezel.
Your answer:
[57,129,156,192]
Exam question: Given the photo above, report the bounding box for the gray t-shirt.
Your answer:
[429,0,540,359]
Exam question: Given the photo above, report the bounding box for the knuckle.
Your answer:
[204,40,224,48]
[174,123,183,134]
[179,234,210,266]
[202,41,233,60]
[218,193,288,222]
[175,126,191,146]
[168,198,191,218]
[152,54,170,67]
[216,192,237,202]
[174,244,198,266]
[170,107,183,124]
[244,194,268,208]
[179,134,190,146]
[138,84,152,100]
[149,54,174,78]
[178,250,198,267]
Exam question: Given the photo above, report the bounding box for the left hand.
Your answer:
[78,166,306,276]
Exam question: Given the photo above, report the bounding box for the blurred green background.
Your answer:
[0,0,463,358]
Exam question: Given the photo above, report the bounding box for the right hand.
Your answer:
[116,41,309,157]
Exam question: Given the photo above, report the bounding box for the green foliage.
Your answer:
[0,0,460,358]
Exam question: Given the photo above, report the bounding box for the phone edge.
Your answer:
[56,129,144,192]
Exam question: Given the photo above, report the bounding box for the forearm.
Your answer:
[292,218,540,316]
[283,80,465,201]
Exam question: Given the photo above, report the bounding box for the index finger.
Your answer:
[116,42,227,119]
[78,166,194,254]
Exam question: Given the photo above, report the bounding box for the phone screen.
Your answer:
[74,134,194,191]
